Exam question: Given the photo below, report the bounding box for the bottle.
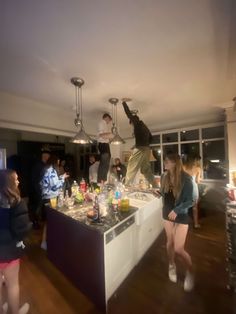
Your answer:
[114,181,123,207]
[71,180,79,196]
[64,190,69,207]
[57,188,64,208]
[80,178,86,193]
[93,195,100,222]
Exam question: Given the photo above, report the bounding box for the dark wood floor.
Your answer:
[7,210,236,314]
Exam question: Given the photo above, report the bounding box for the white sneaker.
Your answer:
[2,302,8,314]
[19,302,30,314]
[184,271,194,292]
[168,264,177,283]
[40,241,47,250]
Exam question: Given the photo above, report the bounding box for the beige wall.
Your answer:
[225,108,236,185]
[0,91,75,137]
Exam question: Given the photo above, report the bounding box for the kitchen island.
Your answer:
[46,192,163,312]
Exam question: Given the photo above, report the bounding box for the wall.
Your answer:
[0,128,72,157]
[225,108,236,185]
[0,91,75,137]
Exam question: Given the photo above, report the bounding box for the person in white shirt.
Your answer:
[97,113,113,184]
[89,155,99,187]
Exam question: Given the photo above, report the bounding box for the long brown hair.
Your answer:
[0,169,21,206]
[162,152,183,199]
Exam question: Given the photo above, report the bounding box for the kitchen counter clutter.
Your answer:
[55,202,138,233]
[46,188,163,312]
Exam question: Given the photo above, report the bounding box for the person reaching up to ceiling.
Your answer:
[122,101,157,188]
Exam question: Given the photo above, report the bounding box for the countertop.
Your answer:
[51,203,138,234]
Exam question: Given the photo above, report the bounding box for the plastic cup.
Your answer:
[120,198,130,212]
[50,197,57,208]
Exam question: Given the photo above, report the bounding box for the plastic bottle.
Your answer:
[71,180,79,196]
[114,183,122,208]
[57,188,64,208]
[64,190,69,207]
[80,178,86,193]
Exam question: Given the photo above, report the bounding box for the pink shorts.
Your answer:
[0,259,20,271]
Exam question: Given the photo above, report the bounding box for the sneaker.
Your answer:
[19,302,30,314]
[2,302,8,314]
[40,241,47,250]
[194,224,201,229]
[168,264,177,283]
[184,271,194,292]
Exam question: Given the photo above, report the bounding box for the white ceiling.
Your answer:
[0,0,236,137]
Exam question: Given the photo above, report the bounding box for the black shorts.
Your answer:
[162,208,190,225]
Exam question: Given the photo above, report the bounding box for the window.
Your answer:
[151,134,160,144]
[162,132,178,143]
[163,144,178,157]
[152,123,226,178]
[180,129,199,141]
[181,143,200,158]
[202,140,226,179]
[150,146,161,175]
[202,126,224,139]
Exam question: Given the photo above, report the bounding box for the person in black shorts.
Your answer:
[160,152,194,291]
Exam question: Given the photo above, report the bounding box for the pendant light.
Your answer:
[109,98,125,145]
[70,77,92,144]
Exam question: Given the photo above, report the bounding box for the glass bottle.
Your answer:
[93,195,100,222]
[71,180,79,196]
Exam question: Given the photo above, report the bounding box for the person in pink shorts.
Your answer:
[0,169,31,314]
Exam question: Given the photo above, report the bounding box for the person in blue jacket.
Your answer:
[160,152,194,292]
[0,169,31,314]
[40,154,69,250]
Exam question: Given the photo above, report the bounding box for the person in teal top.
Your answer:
[161,152,194,292]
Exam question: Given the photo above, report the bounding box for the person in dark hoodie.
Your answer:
[122,101,156,187]
[0,169,31,314]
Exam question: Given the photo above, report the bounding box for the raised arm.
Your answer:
[122,101,134,121]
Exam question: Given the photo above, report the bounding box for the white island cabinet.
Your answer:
[129,192,163,262]
[104,192,163,304]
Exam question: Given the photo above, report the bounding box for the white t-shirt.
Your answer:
[97,119,111,143]
[89,161,100,183]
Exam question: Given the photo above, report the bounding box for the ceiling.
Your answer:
[0,0,236,137]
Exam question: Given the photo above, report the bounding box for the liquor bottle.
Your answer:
[93,195,100,222]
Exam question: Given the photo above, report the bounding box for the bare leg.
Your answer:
[193,201,200,228]
[163,220,175,264]
[2,262,20,314]
[0,271,3,313]
[174,224,192,271]
[41,223,47,250]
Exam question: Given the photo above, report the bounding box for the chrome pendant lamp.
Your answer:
[109,98,125,145]
[70,77,92,144]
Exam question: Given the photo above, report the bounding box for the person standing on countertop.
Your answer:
[97,113,113,185]
[122,101,157,187]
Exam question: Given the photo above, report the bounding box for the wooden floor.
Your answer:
[6,210,236,314]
